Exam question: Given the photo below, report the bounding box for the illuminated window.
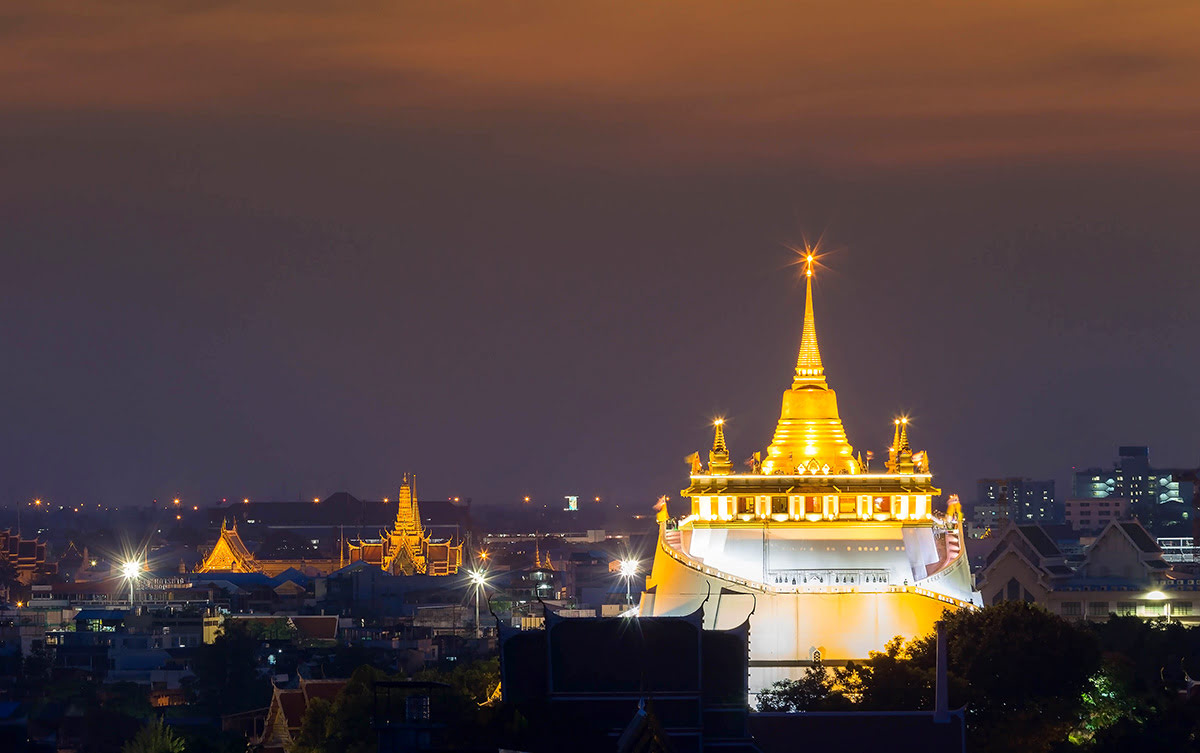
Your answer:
[771,496,787,515]
[1087,602,1108,617]
[736,497,753,515]
[1175,602,1193,616]
[1142,603,1163,617]
[1116,601,1137,616]
[1062,602,1082,617]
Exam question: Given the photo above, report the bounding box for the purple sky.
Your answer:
[2,3,1199,508]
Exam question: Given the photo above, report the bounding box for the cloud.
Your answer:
[0,1,1198,166]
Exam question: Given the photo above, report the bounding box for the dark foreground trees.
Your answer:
[756,601,1200,752]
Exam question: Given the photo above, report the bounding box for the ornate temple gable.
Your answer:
[198,520,263,574]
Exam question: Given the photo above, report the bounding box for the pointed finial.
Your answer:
[712,418,728,455]
[898,417,911,454]
[708,418,732,474]
[794,251,826,386]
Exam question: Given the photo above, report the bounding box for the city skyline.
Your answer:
[3,3,1199,507]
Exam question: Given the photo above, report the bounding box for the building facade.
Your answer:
[638,256,979,693]
[1063,497,1129,534]
[976,519,1200,623]
[975,478,1056,524]
[1073,446,1193,534]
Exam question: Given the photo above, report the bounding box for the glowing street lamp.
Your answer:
[619,559,639,605]
[468,569,488,638]
[121,559,142,608]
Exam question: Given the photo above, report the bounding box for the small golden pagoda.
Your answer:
[347,475,462,576]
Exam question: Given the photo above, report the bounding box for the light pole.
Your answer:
[469,569,487,638]
[619,559,638,605]
[121,559,141,608]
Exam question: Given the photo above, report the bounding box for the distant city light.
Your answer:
[313,497,320,503]
[523,496,531,503]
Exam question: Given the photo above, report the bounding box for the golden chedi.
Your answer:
[639,252,979,698]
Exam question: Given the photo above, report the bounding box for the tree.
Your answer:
[122,719,186,753]
[755,659,860,711]
[291,665,385,753]
[189,620,272,715]
[922,601,1101,753]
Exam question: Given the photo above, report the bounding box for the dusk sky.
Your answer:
[3,2,1199,508]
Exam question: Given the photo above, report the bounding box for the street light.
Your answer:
[121,559,142,608]
[619,559,638,605]
[468,569,488,638]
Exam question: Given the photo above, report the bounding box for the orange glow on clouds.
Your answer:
[0,2,1197,167]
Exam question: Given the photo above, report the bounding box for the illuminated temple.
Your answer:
[197,477,461,577]
[639,254,980,692]
[346,476,462,576]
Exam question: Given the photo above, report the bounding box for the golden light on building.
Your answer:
[639,258,979,695]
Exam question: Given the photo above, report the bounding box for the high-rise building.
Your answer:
[975,478,1057,523]
[1072,447,1193,534]
[638,254,979,693]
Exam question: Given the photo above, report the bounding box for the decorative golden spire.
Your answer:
[761,252,856,474]
[896,417,915,474]
[712,419,728,455]
[887,419,902,472]
[709,419,733,475]
[793,253,826,387]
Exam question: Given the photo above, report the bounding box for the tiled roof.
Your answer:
[1016,526,1062,558]
[276,690,306,730]
[1119,522,1162,554]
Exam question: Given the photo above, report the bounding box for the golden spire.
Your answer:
[709,419,733,475]
[794,253,826,387]
[887,419,902,472]
[761,251,856,474]
[712,419,728,455]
